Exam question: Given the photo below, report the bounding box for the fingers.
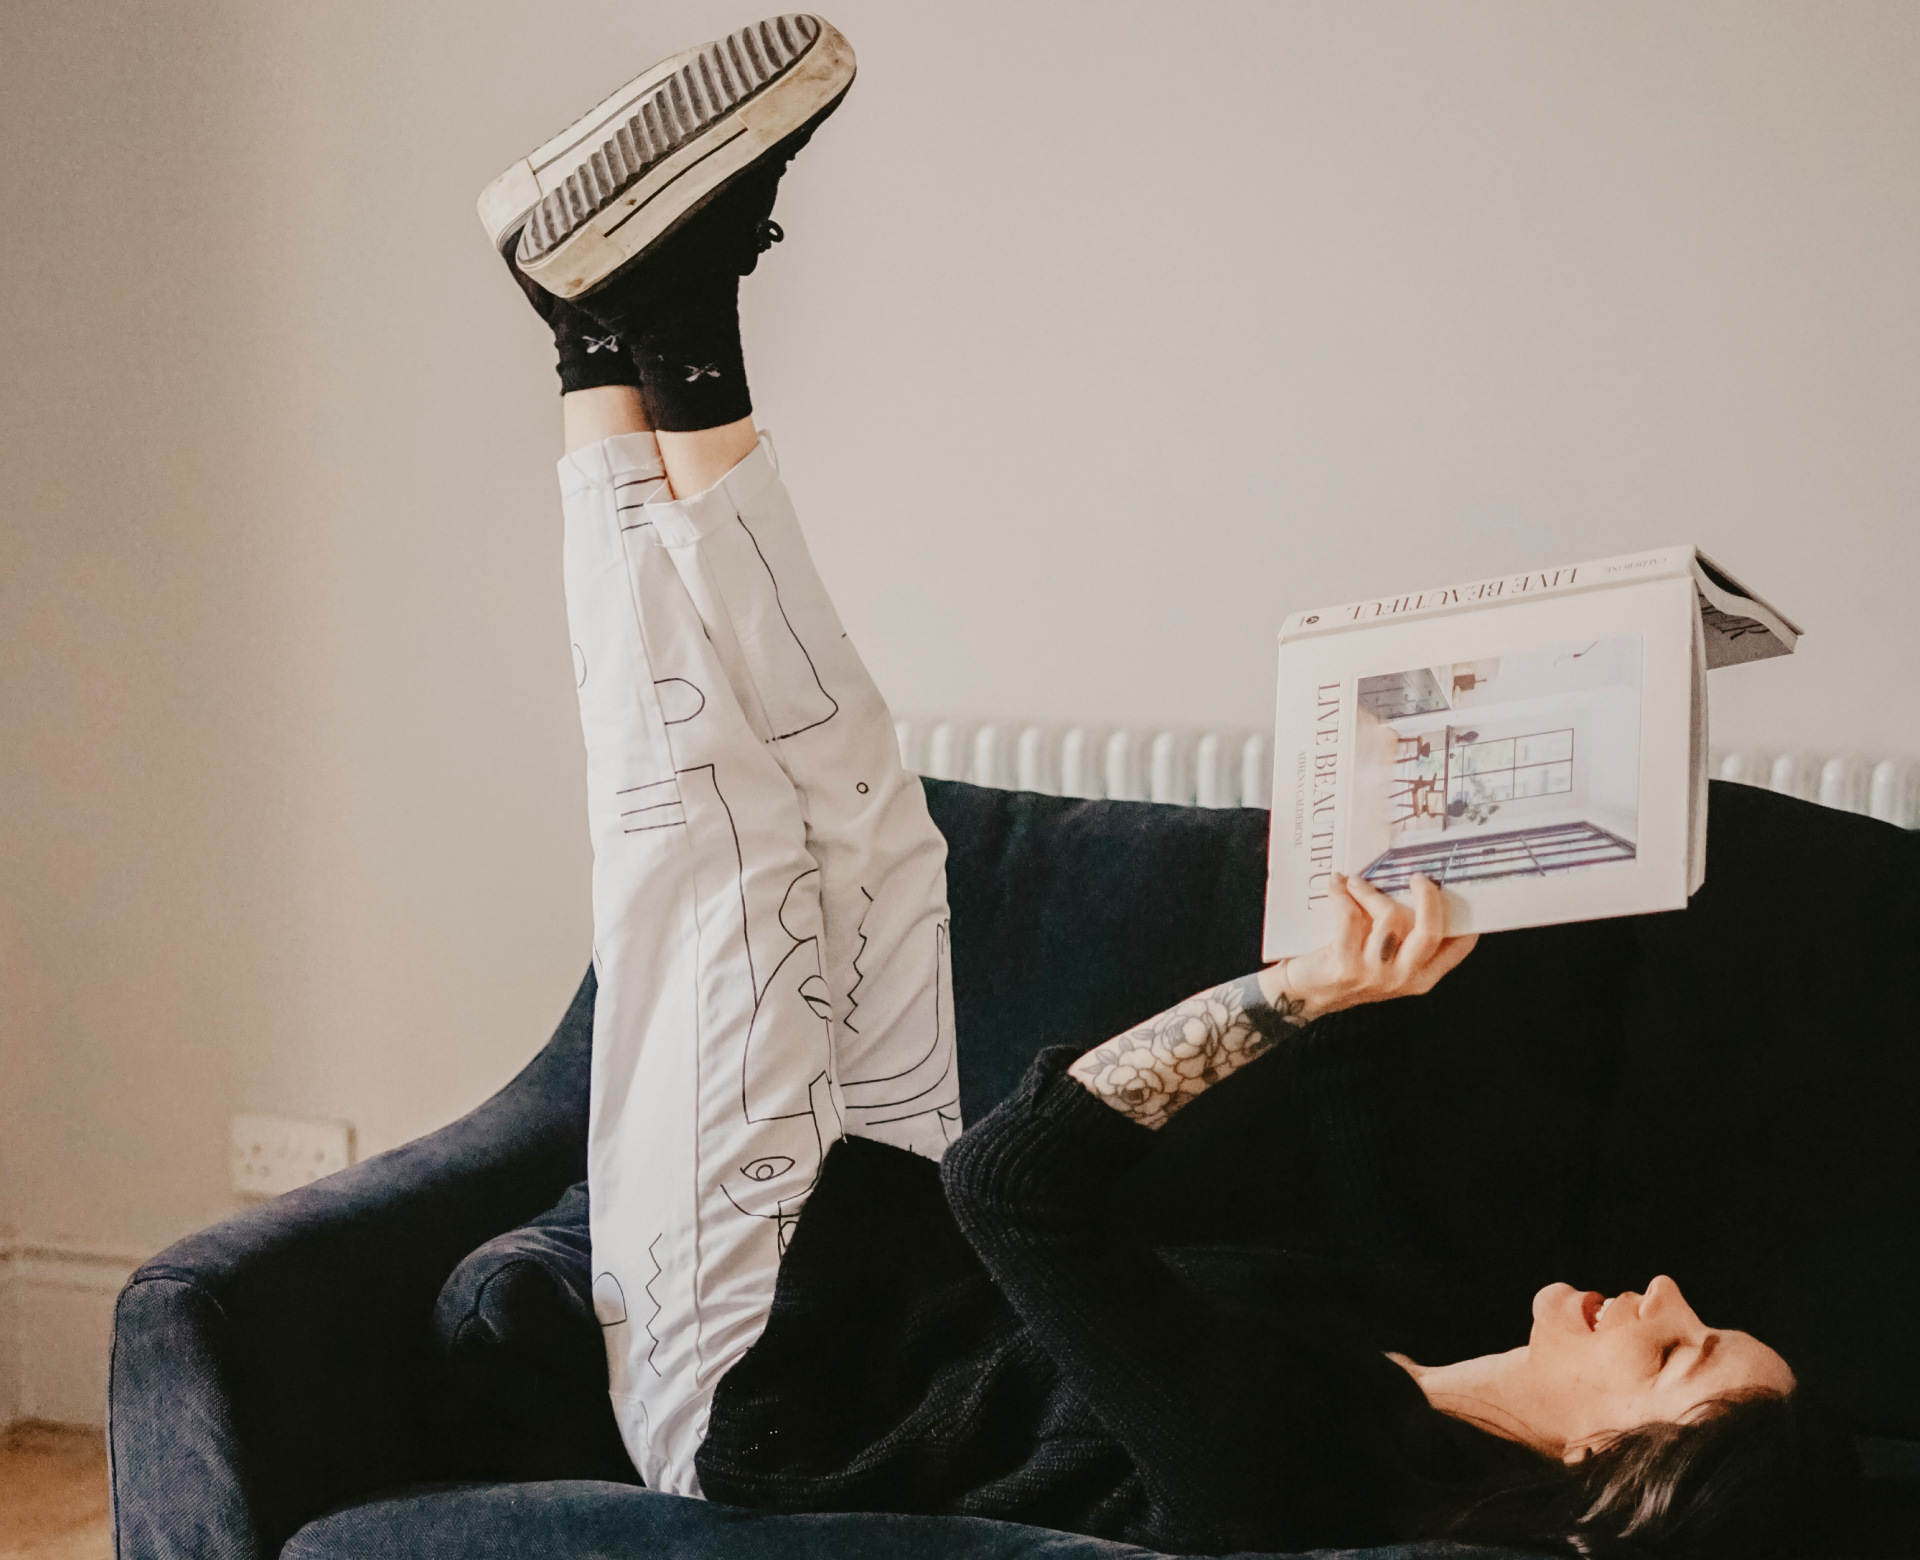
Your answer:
[1397,873,1447,970]
[1344,873,1414,967]
[1309,872,1478,1016]
[1325,871,1370,961]
[1412,931,1479,992]
[1404,874,1477,992]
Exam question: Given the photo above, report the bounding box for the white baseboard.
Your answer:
[0,1248,16,1428]
[0,1241,147,1429]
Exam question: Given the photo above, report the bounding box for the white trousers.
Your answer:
[559,431,961,1496]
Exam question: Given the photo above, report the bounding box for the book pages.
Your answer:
[1691,551,1800,668]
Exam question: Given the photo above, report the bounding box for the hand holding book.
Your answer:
[1263,871,1478,1023]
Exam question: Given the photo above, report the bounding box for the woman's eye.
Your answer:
[1657,1344,1677,1371]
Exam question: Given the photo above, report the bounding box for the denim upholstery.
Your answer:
[109,780,1919,1560]
[432,1181,635,1485]
[109,970,596,1560]
[278,1483,1495,1560]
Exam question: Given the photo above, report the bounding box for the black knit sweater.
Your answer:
[697,1039,1516,1553]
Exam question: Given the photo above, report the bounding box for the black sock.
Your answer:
[619,276,753,434]
[567,174,785,433]
[504,246,643,396]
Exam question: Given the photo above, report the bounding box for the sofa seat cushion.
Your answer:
[280,1482,1522,1560]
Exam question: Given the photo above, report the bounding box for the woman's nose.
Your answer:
[1643,1274,1701,1327]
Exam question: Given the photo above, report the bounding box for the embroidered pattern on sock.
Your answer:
[585,334,622,354]
[684,363,723,382]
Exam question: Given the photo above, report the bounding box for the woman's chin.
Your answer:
[1530,1281,1578,1338]
[1532,1281,1571,1318]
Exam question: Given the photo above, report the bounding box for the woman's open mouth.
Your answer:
[1581,1291,1605,1330]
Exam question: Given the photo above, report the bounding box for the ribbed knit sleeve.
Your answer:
[940,1042,1412,1553]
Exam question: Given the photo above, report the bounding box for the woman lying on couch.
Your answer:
[481,15,1859,1557]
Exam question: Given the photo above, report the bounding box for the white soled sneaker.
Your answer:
[477,14,854,300]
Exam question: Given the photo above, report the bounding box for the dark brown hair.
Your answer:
[1428,1389,1862,1559]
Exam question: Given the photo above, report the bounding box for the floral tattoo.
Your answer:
[1068,972,1309,1130]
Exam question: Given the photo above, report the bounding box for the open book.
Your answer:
[1261,546,1799,960]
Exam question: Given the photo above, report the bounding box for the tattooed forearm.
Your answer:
[1067,972,1309,1130]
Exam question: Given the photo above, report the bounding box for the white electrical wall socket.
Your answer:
[230,1114,355,1198]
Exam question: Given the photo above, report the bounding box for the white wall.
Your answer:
[3,0,1917,1420]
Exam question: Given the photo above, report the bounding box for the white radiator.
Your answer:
[896,720,1273,809]
[1710,750,1919,827]
[895,718,1920,828]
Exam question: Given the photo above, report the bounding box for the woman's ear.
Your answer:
[1561,1439,1595,1467]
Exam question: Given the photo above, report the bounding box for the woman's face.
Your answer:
[1526,1274,1796,1457]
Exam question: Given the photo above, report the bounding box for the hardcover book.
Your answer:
[1261,546,1799,960]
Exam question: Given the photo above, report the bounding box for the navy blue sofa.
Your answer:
[109,779,1920,1559]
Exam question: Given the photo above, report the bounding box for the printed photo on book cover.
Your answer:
[1348,636,1643,891]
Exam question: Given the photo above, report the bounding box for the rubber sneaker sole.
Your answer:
[477,14,854,300]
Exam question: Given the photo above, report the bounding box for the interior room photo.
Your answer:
[1351,639,1644,889]
[3,3,1916,1559]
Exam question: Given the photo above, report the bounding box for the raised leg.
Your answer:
[564,397,959,1160]
[562,423,842,1495]
[640,438,962,1159]
[506,14,948,1493]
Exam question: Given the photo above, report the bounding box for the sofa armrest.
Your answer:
[109,968,596,1560]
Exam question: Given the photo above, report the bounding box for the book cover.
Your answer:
[1261,549,1735,960]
